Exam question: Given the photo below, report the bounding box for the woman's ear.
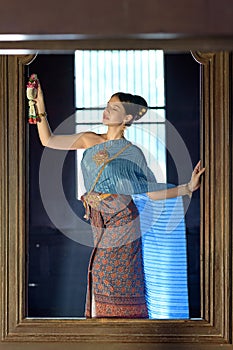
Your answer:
[124,114,133,125]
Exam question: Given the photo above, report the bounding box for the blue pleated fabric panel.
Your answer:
[132,193,189,319]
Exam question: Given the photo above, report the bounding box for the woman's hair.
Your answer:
[111,92,148,126]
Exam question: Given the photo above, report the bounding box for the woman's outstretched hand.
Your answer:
[188,160,205,193]
[34,82,46,114]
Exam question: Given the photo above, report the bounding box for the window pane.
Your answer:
[75,49,167,198]
[75,50,165,107]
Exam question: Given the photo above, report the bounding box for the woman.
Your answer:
[33,84,205,318]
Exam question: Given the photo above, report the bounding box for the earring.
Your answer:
[121,124,127,138]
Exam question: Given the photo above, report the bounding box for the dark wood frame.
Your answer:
[0,48,232,347]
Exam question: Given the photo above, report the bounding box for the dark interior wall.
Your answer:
[164,53,201,317]
[28,53,200,227]
[27,53,201,318]
[27,55,91,317]
[28,54,76,205]
[165,53,200,185]
[27,54,85,226]
[0,0,232,36]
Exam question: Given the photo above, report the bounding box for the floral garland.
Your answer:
[26,73,39,124]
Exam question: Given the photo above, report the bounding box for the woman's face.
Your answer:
[103,95,127,126]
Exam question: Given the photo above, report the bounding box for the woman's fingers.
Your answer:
[189,161,205,192]
[198,167,206,176]
[193,160,205,175]
[35,83,44,102]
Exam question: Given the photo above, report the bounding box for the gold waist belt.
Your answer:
[81,192,112,220]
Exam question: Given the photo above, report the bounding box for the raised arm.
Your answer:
[34,83,87,150]
[147,161,205,200]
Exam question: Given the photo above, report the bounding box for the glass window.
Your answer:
[74,50,166,197]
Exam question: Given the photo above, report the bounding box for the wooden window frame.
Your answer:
[0,48,232,347]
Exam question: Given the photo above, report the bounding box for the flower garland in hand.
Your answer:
[27,73,39,124]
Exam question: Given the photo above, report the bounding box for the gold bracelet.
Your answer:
[178,183,193,198]
[38,112,47,118]
[187,182,193,198]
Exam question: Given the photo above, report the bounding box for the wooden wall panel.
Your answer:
[0,50,232,349]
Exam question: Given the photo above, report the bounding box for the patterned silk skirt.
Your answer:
[84,193,148,318]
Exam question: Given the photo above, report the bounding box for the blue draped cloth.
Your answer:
[81,139,167,194]
[81,139,189,319]
[133,194,189,319]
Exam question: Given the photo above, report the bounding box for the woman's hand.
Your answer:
[34,82,46,114]
[188,160,205,193]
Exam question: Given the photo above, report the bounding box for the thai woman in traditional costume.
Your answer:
[31,79,205,319]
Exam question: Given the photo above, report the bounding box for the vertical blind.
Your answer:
[74,50,167,197]
[75,50,165,108]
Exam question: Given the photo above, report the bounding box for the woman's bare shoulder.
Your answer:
[78,131,106,148]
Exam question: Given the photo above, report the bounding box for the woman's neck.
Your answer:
[104,126,125,141]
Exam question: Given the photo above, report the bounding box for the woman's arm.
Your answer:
[34,83,89,150]
[147,161,205,200]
